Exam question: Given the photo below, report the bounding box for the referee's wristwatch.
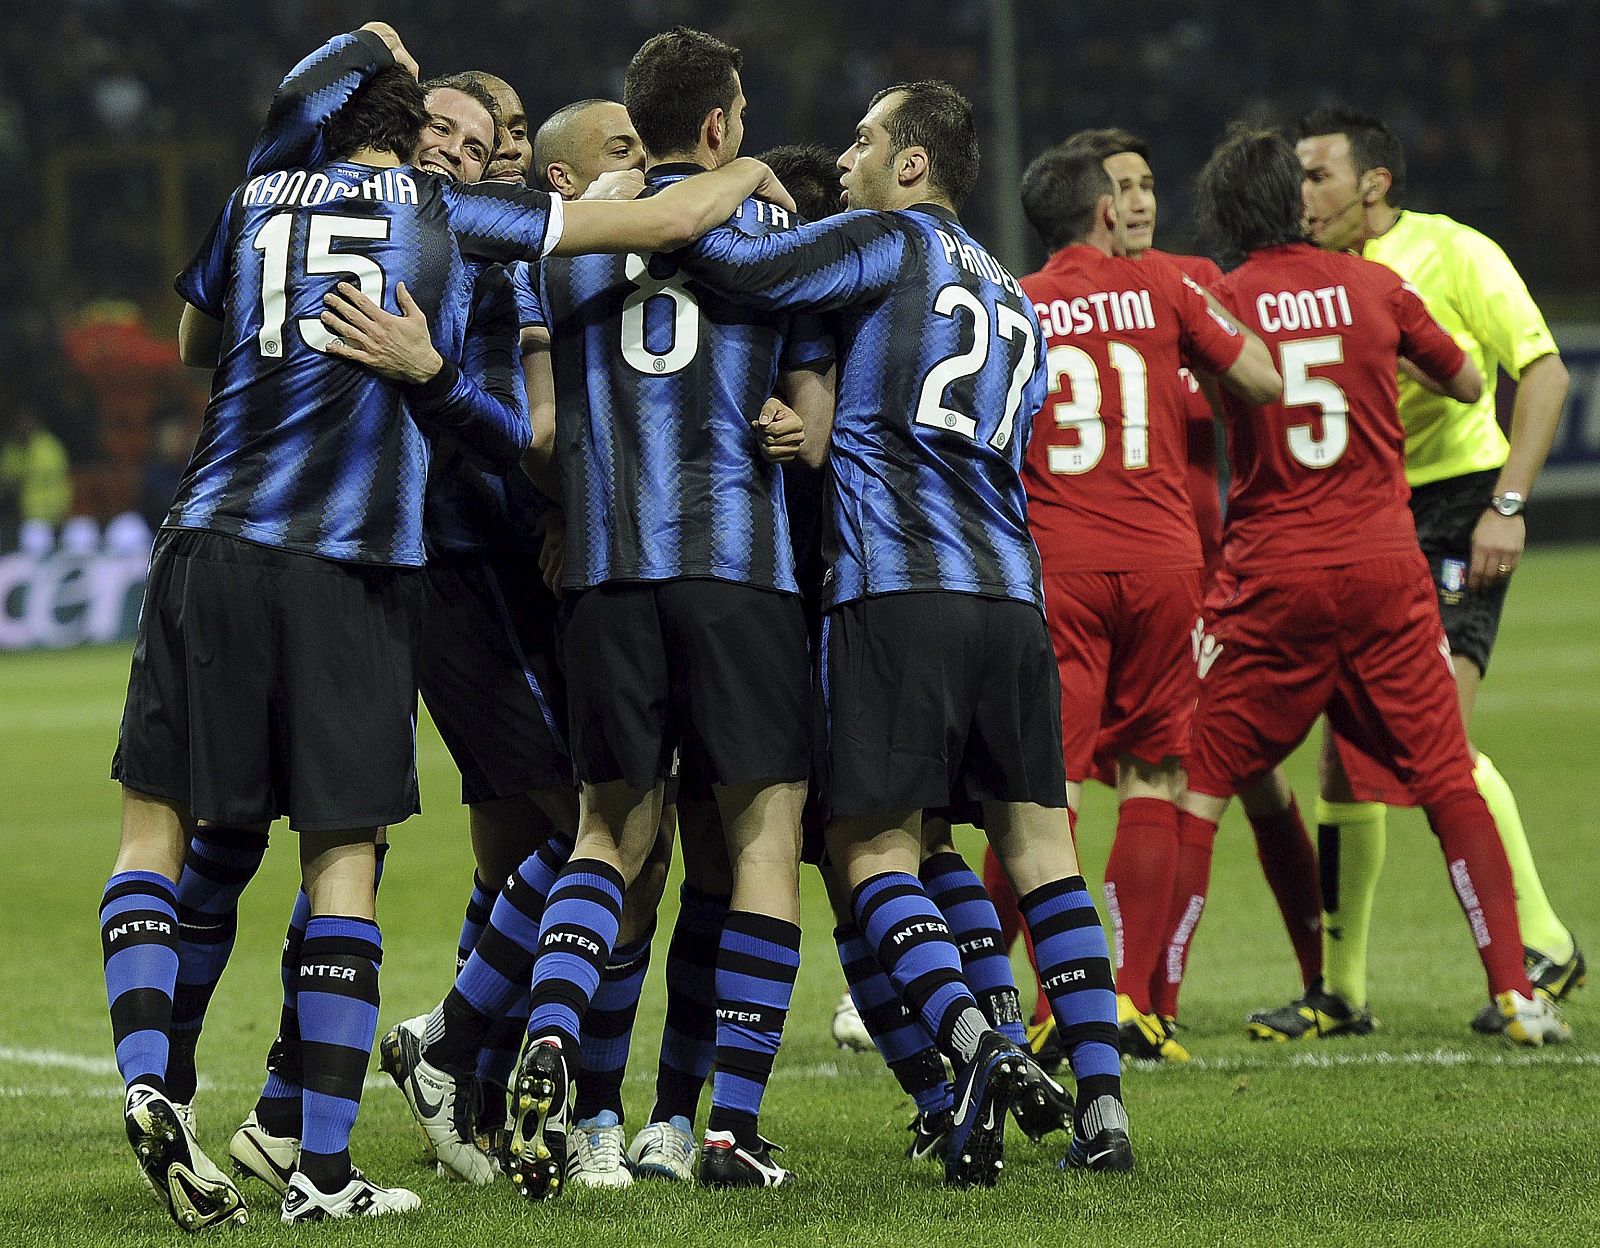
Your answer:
[1489,491,1527,518]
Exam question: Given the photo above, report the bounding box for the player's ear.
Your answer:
[705,106,726,153]
[897,146,929,190]
[547,163,574,198]
[1099,193,1117,233]
[1362,167,1392,203]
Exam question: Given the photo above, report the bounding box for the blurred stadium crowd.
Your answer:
[1,0,1594,540]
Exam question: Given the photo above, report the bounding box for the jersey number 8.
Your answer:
[621,254,701,375]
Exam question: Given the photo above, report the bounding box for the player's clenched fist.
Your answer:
[752,397,805,463]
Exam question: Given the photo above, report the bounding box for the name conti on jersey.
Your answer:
[1256,284,1354,333]
[935,229,1025,298]
[242,167,421,209]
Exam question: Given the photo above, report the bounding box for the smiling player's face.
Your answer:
[415,88,496,185]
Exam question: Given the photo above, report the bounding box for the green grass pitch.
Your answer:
[2,546,1597,1247]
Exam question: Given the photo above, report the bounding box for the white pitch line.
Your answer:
[4,1045,1594,1102]
[0,1046,120,1075]
[1131,1046,1600,1073]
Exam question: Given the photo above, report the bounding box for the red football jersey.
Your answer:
[1021,245,1246,573]
[1211,243,1466,571]
[1155,250,1227,569]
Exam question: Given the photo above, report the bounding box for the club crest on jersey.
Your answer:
[1190,618,1223,679]
[1439,558,1467,602]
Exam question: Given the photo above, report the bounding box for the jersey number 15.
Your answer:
[252,212,390,358]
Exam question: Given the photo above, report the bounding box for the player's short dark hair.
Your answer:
[1057,127,1151,166]
[1196,125,1307,265]
[758,144,842,221]
[532,98,612,192]
[869,80,979,209]
[1294,105,1408,208]
[1020,146,1114,252]
[324,66,430,164]
[422,73,502,131]
[624,26,742,158]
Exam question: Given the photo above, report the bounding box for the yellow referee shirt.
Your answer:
[1362,210,1559,487]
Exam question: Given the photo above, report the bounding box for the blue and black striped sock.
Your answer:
[525,859,625,1054]
[650,884,726,1124]
[853,871,989,1065]
[574,925,655,1123]
[455,871,496,973]
[426,836,569,1072]
[255,844,387,1141]
[296,915,382,1194]
[921,851,1027,1045]
[708,912,801,1149]
[168,828,270,1103]
[253,888,311,1138]
[1019,876,1122,1105]
[100,871,180,1094]
[835,923,950,1116]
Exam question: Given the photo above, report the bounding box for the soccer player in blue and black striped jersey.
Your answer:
[101,25,799,1227]
[680,81,1133,1183]
[478,28,835,1198]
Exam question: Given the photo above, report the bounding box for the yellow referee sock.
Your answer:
[1317,799,1386,1010]
[1474,751,1574,962]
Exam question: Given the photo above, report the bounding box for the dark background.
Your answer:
[2,0,1595,530]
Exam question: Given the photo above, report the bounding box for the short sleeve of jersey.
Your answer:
[1169,266,1245,376]
[681,209,907,314]
[445,182,563,265]
[509,260,546,331]
[175,194,237,318]
[780,313,834,370]
[1447,225,1559,378]
[1391,277,1467,385]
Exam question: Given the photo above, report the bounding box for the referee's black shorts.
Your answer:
[818,590,1068,821]
[562,578,810,792]
[112,528,422,832]
[1410,467,1510,675]
[417,553,572,805]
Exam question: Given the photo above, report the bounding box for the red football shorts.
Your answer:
[1184,552,1476,806]
[1044,568,1202,785]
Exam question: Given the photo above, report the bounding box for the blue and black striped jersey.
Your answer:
[246,29,394,177]
[172,165,560,566]
[237,29,542,559]
[538,163,833,591]
[425,263,549,558]
[681,203,1048,610]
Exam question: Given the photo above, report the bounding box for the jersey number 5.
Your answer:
[252,213,390,358]
[1280,336,1349,468]
[913,285,1036,452]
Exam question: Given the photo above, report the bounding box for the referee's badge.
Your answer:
[1440,558,1467,602]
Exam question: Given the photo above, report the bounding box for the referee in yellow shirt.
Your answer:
[1249,106,1578,1040]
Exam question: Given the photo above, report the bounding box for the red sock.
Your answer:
[1247,795,1322,989]
[1150,810,1218,1019]
[1103,796,1179,1014]
[981,845,1021,948]
[1427,790,1533,998]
